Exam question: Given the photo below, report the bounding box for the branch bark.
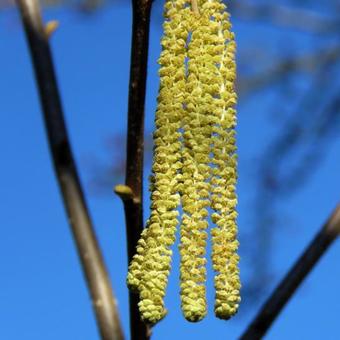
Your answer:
[16,0,124,339]
[116,0,153,339]
[240,204,340,340]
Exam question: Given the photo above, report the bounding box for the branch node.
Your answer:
[45,20,59,38]
[114,184,134,201]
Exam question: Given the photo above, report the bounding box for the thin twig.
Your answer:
[16,0,124,339]
[238,45,340,96]
[116,0,153,339]
[230,1,340,34]
[240,204,340,340]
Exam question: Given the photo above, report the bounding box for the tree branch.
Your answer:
[240,204,340,340]
[16,0,124,339]
[116,0,153,339]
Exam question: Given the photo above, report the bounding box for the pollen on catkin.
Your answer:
[208,0,241,319]
[126,0,240,325]
[127,0,190,325]
[179,28,209,323]
[179,0,221,322]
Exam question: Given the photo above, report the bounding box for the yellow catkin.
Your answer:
[127,0,190,325]
[179,0,215,322]
[127,0,240,324]
[209,0,241,320]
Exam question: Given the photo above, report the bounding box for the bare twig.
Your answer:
[116,0,153,339]
[238,45,340,96]
[269,91,340,195]
[16,0,124,339]
[44,20,59,38]
[257,63,337,197]
[230,1,340,34]
[240,204,340,340]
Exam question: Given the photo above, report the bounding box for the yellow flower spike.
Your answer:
[208,0,241,320]
[126,0,191,325]
[127,0,241,325]
[126,227,149,292]
[179,0,220,322]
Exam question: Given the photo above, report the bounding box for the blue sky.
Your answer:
[1,1,340,339]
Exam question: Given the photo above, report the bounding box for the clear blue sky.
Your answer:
[1,1,340,339]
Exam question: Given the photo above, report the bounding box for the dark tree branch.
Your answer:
[240,204,340,340]
[16,0,124,339]
[115,0,153,339]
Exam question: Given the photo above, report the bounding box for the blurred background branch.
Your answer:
[16,0,124,338]
[238,45,340,96]
[229,1,340,34]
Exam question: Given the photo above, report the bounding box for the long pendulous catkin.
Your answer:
[126,0,240,325]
